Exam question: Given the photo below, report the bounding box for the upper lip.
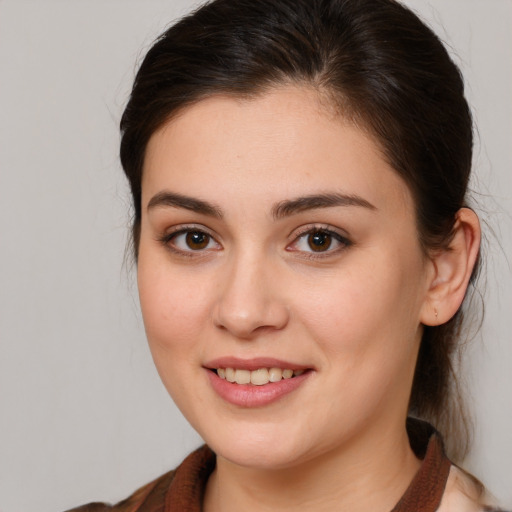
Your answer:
[204,357,311,372]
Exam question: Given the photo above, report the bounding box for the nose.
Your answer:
[212,250,289,339]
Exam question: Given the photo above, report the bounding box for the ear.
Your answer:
[420,208,481,326]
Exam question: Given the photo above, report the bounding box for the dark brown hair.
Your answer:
[120,0,478,460]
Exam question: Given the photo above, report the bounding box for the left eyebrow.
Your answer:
[272,192,376,219]
[147,191,223,218]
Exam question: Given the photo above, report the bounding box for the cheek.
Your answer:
[292,253,424,358]
[137,260,213,408]
[137,257,211,354]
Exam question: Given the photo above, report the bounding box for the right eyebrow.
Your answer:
[271,192,376,219]
[147,191,223,219]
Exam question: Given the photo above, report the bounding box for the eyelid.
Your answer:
[286,223,352,257]
[157,224,222,255]
[290,223,348,238]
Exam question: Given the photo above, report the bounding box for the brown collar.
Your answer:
[65,419,449,511]
[391,419,451,512]
[159,419,451,512]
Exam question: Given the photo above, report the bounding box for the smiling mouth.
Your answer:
[214,367,306,386]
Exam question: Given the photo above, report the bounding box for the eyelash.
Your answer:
[157,224,352,259]
[287,225,352,259]
[157,225,221,258]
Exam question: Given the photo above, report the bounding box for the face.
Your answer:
[138,86,433,470]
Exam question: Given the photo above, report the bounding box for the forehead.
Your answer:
[142,86,413,216]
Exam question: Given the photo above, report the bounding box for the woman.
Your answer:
[69,0,501,510]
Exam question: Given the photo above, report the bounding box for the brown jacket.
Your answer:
[65,420,502,512]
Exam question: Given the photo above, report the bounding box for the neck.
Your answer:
[203,419,422,512]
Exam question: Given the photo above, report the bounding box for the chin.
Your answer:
[216,442,306,470]
[199,421,318,470]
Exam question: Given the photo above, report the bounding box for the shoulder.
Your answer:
[63,445,215,512]
[437,465,507,512]
[63,469,176,512]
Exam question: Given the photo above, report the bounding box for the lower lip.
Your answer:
[206,369,311,407]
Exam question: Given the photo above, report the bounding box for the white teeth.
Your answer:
[268,367,283,382]
[216,367,305,385]
[234,369,251,385]
[250,368,269,386]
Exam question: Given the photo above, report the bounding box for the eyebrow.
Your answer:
[271,192,376,219]
[146,190,376,219]
[147,191,223,218]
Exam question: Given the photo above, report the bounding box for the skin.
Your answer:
[137,86,480,512]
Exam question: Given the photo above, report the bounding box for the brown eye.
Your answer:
[185,231,210,250]
[163,228,221,254]
[307,231,332,252]
[287,227,350,256]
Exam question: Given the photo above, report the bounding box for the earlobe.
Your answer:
[421,208,481,326]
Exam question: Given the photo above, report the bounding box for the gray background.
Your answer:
[0,1,510,511]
